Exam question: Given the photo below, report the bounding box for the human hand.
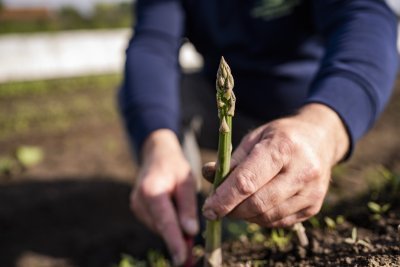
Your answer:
[130,129,198,266]
[202,103,349,227]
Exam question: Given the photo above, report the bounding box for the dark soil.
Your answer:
[0,180,168,267]
[0,74,399,266]
[217,184,400,267]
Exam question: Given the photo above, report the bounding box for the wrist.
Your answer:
[141,129,183,163]
[296,103,350,164]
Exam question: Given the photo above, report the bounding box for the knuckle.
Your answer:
[306,162,322,179]
[277,134,294,156]
[304,205,321,218]
[211,191,231,216]
[248,195,267,215]
[265,187,281,207]
[263,136,293,169]
[270,206,284,222]
[298,162,323,185]
[140,180,154,196]
[234,168,258,196]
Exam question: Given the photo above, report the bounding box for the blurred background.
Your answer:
[0,0,203,181]
[0,1,203,266]
[0,1,399,267]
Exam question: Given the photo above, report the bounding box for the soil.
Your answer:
[0,75,399,267]
[217,184,400,267]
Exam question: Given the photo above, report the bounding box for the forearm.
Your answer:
[309,0,398,156]
[118,0,184,155]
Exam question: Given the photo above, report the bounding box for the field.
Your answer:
[0,74,399,266]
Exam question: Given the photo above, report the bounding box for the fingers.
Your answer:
[265,207,315,228]
[131,186,188,266]
[247,190,323,228]
[175,173,199,236]
[130,190,155,230]
[203,139,287,219]
[149,193,188,266]
[228,173,299,219]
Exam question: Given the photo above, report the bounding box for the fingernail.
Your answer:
[203,208,218,220]
[183,218,199,235]
[173,253,185,267]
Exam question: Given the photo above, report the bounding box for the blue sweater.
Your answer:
[119,0,398,156]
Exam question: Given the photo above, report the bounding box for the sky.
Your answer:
[3,0,132,15]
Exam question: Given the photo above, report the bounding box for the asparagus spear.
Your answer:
[204,57,235,267]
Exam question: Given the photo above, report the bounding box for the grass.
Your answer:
[0,74,122,141]
[0,3,134,35]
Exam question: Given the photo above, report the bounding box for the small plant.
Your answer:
[147,250,170,267]
[247,223,266,244]
[367,201,390,221]
[324,215,345,230]
[117,251,170,267]
[16,146,44,168]
[0,156,15,176]
[308,216,321,228]
[377,165,400,195]
[344,227,372,249]
[118,254,145,267]
[266,228,292,251]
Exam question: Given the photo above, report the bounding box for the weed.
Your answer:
[264,229,292,251]
[367,201,390,221]
[324,215,345,230]
[308,216,321,228]
[117,251,170,267]
[344,227,372,250]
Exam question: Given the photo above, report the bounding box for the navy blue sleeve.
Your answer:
[306,0,398,156]
[118,0,184,154]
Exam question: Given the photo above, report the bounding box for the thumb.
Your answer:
[202,162,216,183]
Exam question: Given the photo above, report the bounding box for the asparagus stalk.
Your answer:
[204,57,235,267]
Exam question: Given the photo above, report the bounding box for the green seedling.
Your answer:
[365,165,400,199]
[118,254,145,267]
[268,229,292,251]
[344,227,372,250]
[367,201,390,221]
[16,146,44,168]
[377,165,400,194]
[324,215,345,230]
[308,216,321,228]
[147,250,170,267]
[117,251,170,267]
[0,156,15,176]
[247,223,266,244]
